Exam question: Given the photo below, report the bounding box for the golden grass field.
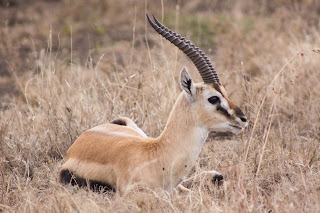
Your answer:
[1,0,320,212]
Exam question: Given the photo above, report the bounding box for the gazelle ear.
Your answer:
[180,67,196,102]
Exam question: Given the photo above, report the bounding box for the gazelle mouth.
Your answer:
[229,124,242,129]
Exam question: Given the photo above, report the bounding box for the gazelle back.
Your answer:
[59,14,248,194]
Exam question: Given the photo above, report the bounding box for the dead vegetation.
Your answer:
[1,0,320,212]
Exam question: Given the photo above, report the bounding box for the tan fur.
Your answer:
[60,73,247,194]
[213,83,238,110]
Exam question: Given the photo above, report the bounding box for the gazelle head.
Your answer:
[180,68,247,134]
[147,14,248,134]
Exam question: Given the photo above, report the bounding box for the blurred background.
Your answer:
[1,0,319,106]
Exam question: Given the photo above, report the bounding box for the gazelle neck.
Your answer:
[157,92,209,164]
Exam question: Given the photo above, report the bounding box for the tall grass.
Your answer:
[1,0,320,212]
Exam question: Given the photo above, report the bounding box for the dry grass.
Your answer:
[1,0,320,212]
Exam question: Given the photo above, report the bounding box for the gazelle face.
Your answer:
[194,83,248,135]
[180,68,247,135]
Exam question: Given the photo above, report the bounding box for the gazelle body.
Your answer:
[59,15,248,194]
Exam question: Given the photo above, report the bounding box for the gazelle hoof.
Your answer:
[212,173,224,185]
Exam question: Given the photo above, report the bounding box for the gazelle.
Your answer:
[59,14,248,194]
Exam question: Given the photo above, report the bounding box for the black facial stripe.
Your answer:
[217,105,231,118]
[235,107,245,118]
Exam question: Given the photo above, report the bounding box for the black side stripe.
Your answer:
[60,169,116,192]
[111,119,127,126]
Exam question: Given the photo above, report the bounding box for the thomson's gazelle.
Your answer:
[59,14,248,194]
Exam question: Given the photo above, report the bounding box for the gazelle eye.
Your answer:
[208,96,220,104]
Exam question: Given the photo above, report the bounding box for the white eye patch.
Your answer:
[203,89,232,115]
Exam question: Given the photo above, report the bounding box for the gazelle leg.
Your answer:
[177,183,192,193]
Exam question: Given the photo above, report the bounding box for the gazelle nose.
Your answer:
[240,117,247,123]
[235,107,247,123]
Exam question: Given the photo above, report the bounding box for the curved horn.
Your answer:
[146,14,220,84]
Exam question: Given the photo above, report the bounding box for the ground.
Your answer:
[0,0,320,212]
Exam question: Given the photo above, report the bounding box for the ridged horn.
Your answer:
[146,14,220,84]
